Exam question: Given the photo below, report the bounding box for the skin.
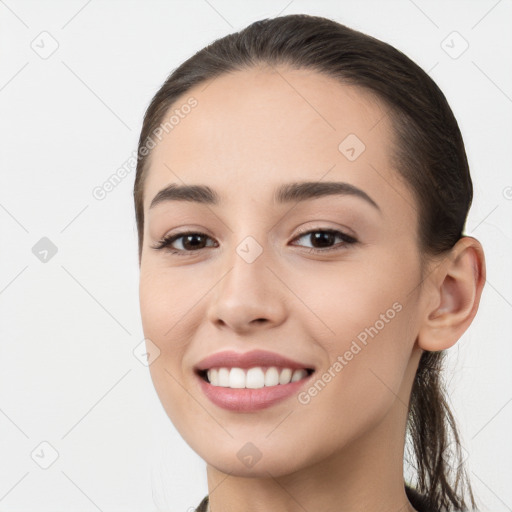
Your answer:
[138,66,485,512]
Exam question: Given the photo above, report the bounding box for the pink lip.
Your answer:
[196,371,315,412]
[194,349,315,372]
[193,349,316,412]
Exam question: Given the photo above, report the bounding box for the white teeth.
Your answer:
[264,367,279,387]
[279,368,292,385]
[291,369,305,382]
[229,368,246,388]
[217,368,230,387]
[246,367,265,389]
[209,368,218,385]
[205,366,310,388]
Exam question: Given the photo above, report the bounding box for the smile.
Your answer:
[199,366,315,389]
[194,349,316,411]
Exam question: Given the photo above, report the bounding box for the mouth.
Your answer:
[194,351,317,411]
[196,366,315,389]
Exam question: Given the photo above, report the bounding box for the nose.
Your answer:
[206,244,287,334]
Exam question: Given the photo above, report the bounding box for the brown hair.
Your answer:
[134,14,476,511]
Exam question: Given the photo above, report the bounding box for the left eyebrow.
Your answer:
[274,181,381,213]
[149,180,381,214]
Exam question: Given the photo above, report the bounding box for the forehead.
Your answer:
[142,66,412,215]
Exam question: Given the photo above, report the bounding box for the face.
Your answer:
[138,66,427,477]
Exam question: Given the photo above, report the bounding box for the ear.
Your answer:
[417,236,486,351]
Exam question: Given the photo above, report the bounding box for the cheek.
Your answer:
[290,254,417,404]
[139,268,194,417]
[291,253,413,345]
[138,265,202,347]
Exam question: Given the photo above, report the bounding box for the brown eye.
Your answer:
[151,232,217,254]
[291,229,357,253]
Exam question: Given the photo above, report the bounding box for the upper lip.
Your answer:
[194,349,316,372]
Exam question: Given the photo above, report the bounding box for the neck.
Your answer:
[205,374,419,512]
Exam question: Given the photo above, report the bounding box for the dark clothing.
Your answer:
[194,484,434,512]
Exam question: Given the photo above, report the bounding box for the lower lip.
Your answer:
[196,372,314,412]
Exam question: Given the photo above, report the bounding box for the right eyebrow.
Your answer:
[149,183,219,209]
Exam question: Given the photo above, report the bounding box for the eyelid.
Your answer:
[292,223,357,241]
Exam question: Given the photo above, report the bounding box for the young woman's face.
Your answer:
[139,67,428,477]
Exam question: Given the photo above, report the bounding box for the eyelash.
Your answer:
[150,227,357,256]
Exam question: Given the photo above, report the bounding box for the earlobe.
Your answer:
[417,236,486,352]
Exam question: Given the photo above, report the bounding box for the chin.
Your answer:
[205,456,301,479]
[196,439,315,479]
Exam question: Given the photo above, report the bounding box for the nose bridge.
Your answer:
[206,229,286,329]
[221,233,272,304]
[222,212,273,284]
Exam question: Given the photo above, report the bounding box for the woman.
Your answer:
[133,14,485,512]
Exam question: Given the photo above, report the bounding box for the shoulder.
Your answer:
[196,490,436,512]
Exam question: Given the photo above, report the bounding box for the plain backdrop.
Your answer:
[0,0,511,511]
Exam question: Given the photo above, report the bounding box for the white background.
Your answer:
[0,0,511,511]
